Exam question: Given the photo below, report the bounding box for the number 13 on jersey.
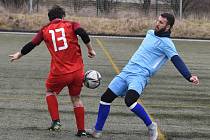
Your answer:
[49,28,68,52]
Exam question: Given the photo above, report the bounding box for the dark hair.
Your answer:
[48,5,65,21]
[161,13,175,28]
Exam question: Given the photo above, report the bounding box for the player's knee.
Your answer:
[46,90,56,97]
[124,90,140,107]
[71,95,79,102]
[101,88,118,103]
[71,96,84,107]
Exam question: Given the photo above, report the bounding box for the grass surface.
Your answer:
[0,33,210,140]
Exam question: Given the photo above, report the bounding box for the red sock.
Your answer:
[46,94,59,121]
[74,106,85,130]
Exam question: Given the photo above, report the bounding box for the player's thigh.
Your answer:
[108,75,127,96]
[127,75,147,95]
[45,77,65,94]
[68,69,84,96]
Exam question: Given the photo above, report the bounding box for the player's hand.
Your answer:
[190,75,199,85]
[88,49,96,58]
[9,52,23,62]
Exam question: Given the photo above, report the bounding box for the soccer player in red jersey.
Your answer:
[9,5,96,137]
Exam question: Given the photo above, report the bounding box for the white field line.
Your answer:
[92,35,210,42]
[1,31,210,42]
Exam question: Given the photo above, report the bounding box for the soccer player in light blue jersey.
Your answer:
[87,13,199,140]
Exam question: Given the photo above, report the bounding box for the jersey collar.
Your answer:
[154,30,171,38]
[50,18,62,24]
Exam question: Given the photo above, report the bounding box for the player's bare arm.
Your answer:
[9,51,23,62]
[9,41,36,62]
[85,42,96,58]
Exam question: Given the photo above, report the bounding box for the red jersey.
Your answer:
[32,19,84,76]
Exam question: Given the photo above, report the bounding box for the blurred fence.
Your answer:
[1,0,210,19]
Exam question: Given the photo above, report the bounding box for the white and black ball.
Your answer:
[84,70,101,89]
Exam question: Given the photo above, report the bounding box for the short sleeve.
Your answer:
[72,22,81,31]
[32,30,44,45]
[159,39,178,59]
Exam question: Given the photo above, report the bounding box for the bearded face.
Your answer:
[155,16,170,34]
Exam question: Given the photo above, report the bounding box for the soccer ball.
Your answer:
[84,70,101,89]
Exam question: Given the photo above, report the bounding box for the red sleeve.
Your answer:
[31,29,44,45]
[72,22,81,31]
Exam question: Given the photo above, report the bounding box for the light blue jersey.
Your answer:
[109,30,178,96]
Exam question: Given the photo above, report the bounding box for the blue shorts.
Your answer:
[108,71,149,96]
